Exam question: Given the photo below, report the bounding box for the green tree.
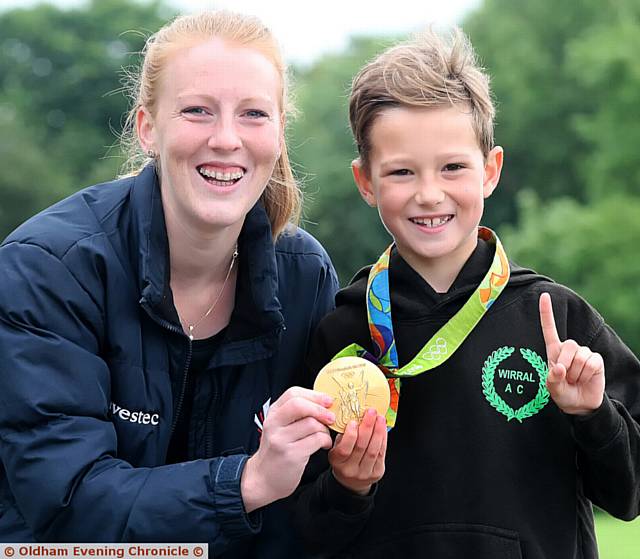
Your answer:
[0,0,173,238]
[463,0,603,225]
[566,1,640,199]
[0,114,72,229]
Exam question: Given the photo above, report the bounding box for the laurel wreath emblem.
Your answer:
[482,346,550,422]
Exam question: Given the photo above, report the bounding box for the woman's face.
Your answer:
[138,38,283,236]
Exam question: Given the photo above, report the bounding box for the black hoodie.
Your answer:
[294,239,640,559]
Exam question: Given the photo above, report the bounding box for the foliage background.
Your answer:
[1,0,639,553]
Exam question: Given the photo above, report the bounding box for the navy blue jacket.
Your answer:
[0,165,339,555]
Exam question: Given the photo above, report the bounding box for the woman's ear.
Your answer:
[136,106,156,155]
[352,159,377,207]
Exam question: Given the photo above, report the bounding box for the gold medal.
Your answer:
[313,356,390,433]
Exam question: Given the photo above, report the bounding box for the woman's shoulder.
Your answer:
[275,225,329,256]
[2,173,142,259]
[273,227,339,300]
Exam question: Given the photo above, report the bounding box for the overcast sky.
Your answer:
[0,0,481,64]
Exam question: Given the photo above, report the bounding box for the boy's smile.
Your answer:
[409,214,453,230]
[352,105,503,291]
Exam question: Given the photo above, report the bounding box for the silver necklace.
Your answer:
[185,243,238,341]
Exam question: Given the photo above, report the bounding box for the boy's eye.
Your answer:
[390,169,412,176]
[443,163,465,172]
[245,109,269,119]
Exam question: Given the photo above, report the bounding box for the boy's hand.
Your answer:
[539,292,605,415]
[329,408,387,495]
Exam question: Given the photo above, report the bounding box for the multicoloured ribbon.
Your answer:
[333,227,510,429]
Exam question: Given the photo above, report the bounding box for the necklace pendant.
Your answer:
[181,241,238,344]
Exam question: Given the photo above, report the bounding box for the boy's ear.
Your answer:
[136,106,156,154]
[482,146,504,199]
[352,159,377,207]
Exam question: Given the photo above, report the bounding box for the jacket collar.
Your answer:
[133,164,284,340]
[133,164,169,311]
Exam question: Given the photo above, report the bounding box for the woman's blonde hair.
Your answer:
[121,11,300,237]
[349,27,495,171]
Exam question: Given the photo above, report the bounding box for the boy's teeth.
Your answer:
[412,216,452,227]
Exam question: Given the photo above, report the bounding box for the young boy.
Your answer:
[294,28,640,559]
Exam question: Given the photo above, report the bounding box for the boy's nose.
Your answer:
[208,117,242,151]
[414,180,446,206]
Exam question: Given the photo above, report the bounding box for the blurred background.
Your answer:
[0,0,638,554]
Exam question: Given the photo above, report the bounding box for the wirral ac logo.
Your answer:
[482,346,550,422]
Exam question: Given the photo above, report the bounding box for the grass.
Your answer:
[596,512,640,559]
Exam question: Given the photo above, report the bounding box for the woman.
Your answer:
[0,11,338,556]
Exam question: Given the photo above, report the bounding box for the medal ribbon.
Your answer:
[333,227,510,428]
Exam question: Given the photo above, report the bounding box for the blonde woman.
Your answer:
[0,12,338,555]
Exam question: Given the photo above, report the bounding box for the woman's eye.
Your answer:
[443,163,465,172]
[183,107,208,116]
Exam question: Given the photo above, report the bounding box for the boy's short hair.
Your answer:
[349,27,495,169]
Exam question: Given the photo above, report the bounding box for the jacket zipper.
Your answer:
[140,298,192,438]
[205,375,218,458]
[170,340,192,438]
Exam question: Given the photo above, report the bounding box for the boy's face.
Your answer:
[352,105,503,281]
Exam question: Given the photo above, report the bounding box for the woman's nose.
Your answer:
[208,117,242,151]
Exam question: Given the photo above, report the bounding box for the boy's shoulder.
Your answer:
[507,261,593,308]
[324,268,370,332]
[310,267,372,363]
[507,262,605,345]
[335,265,371,307]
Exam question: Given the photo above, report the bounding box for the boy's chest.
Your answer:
[393,310,557,432]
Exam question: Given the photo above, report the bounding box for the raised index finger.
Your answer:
[539,292,561,350]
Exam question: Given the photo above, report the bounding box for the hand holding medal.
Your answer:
[241,387,335,512]
[314,356,390,495]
